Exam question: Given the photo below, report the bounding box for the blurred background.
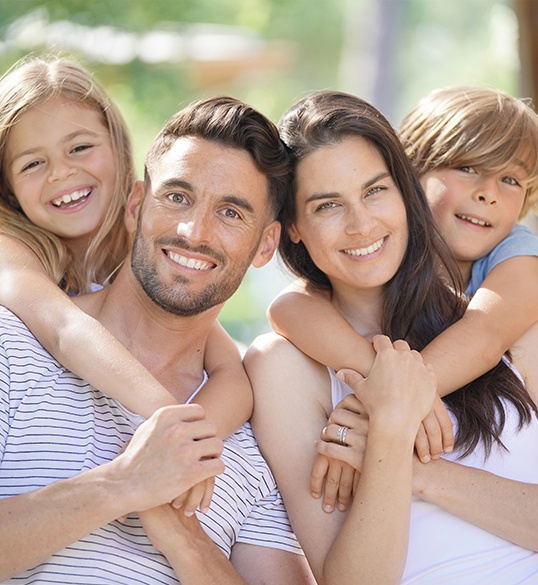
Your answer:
[1,0,537,345]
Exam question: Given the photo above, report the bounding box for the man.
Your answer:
[0,97,315,584]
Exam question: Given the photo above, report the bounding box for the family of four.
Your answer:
[0,56,538,584]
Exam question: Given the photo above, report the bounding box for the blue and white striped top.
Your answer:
[0,307,301,584]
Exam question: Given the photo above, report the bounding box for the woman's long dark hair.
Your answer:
[278,90,536,458]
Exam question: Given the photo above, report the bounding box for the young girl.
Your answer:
[0,55,253,445]
[268,85,538,510]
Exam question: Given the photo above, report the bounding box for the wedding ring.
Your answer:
[336,425,349,446]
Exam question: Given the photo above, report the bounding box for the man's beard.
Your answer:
[130,232,260,317]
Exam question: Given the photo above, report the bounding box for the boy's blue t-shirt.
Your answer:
[467,224,538,296]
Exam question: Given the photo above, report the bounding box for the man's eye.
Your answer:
[168,193,187,203]
[223,208,241,219]
[315,201,337,211]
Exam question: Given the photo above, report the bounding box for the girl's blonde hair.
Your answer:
[399,85,538,218]
[0,55,136,293]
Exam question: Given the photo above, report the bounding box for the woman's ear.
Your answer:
[124,180,145,233]
[288,223,301,244]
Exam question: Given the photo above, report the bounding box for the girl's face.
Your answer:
[420,163,528,281]
[290,136,408,297]
[5,97,117,252]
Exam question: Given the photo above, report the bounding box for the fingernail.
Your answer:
[323,505,334,513]
[337,503,347,511]
[445,445,453,453]
[422,454,431,463]
[311,492,320,499]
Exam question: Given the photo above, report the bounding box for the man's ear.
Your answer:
[124,180,145,233]
[252,220,281,269]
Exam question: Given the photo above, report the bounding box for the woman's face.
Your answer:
[290,136,408,295]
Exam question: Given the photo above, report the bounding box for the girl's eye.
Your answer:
[20,160,42,172]
[71,144,93,154]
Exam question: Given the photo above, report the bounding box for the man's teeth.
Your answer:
[52,189,91,207]
[167,251,213,271]
[459,215,489,227]
[344,237,385,256]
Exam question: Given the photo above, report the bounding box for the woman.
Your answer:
[244,91,538,584]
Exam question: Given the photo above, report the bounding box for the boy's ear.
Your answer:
[251,221,281,269]
[124,180,145,233]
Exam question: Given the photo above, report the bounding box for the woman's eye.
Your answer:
[315,201,337,211]
[366,185,384,197]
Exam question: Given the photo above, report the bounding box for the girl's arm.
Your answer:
[0,235,177,418]
[193,321,253,439]
[267,279,376,375]
[422,255,538,397]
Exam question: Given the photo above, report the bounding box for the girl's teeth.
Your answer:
[52,189,90,207]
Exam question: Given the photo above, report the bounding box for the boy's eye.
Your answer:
[502,176,521,187]
[458,166,476,174]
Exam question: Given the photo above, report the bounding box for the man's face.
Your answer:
[126,136,280,316]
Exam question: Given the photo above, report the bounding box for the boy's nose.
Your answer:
[475,177,498,205]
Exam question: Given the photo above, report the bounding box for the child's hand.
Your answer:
[170,478,215,515]
[310,452,358,513]
[414,394,454,463]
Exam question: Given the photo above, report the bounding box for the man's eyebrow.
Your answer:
[220,195,255,214]
[156,179,193,192]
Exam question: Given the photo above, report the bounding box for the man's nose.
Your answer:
[175,208,212,244]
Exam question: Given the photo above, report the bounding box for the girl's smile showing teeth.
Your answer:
[456,214,491,227]
[343,236,386,257]
[51,188,92,208]
[166,250,215,271]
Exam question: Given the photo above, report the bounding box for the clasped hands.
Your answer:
[311,334,450,513]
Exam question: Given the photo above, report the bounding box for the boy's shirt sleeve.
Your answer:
[467,224,538,297]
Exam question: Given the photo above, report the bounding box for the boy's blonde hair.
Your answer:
[400,85,538,218]
[0,55,136,293]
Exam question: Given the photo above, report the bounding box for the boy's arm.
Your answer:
[0,235,177,417]
[195,321,253,438]
[422,256,538,397]
[268,280,376,376]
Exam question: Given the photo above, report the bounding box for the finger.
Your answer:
[336,463,355,512]
[310,453,330,499]
[335,368,364,390]
[414,422,431,463]
[371,334,393,351]
[322,458,342,513]
[421,411,442,460]
[392,338,411,351]
[435,402,455,454]
[199,477,215,514]
[181,483,207,517]
[316,439,365,473]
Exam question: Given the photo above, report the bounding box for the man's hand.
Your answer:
[113,404,224,515]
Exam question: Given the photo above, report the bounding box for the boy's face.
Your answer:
[420,164,528,281]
